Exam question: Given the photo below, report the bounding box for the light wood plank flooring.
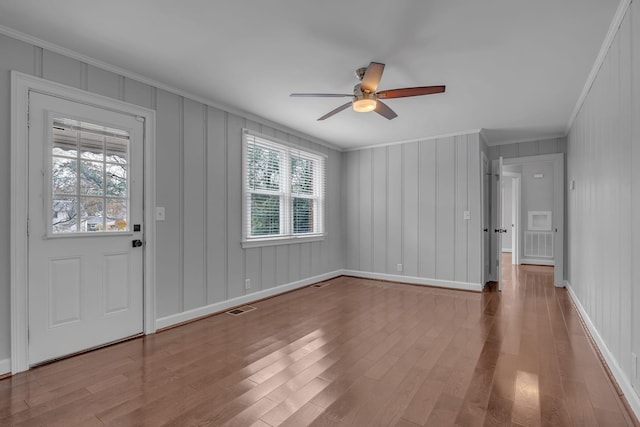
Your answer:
[1,257,637,426]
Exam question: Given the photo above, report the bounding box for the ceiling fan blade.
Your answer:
[377,85,446,99]
[290,93,352,97]
[318,102,352,121]
[374,100,398,120]
[361,62,385,93]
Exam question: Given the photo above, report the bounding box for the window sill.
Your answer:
[241,234,325,248]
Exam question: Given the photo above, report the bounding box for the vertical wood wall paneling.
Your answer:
[436,137,456,280]
[454,135,468,283]
[226,114,245,299]
[567,3,637,396]
[358,150,372,272]
[0,34,39,361]
[244,120,263,293]
[467,134,482,284]
[618,10,632,374]
[630,3,640,396]
[402,142,419,277]
[152,90,182,317]
[41,50,82,89]
[87,65,120,99]
[631,0,640,394]
[372,147,387,274]
[345,150,360,270]
[343,133,483,287]
[124,78,154,109]
[418,139,437,278]
[206,106,227,303]
[182,99,206,309]
[328,149,344,271]
[387,145,403,274]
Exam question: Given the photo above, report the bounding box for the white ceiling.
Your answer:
[0,0,620,149]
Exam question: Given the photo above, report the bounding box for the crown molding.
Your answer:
[343,128,483,152]
[566,0,632,133]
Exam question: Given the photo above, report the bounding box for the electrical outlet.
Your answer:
[396,264,403,272]
[245,279,251,290]
[463,211,471,220]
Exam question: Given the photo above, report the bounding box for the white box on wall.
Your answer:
[528,211,552,231]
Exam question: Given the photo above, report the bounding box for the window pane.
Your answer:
[79,161,104,196]
[293,198,313,234]
[52,196,78,233]
[106,199,128,232]
[291,156,314,195]
[106,163,127,197]
[52,157,77,195]
[248,145,280,191]
[251,194,280,236]
[50,118,131,235]
[80,197,104,232]
[79,130,104,161]
[106,137,128,164]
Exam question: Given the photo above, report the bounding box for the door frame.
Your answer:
[10,71,157,374]
[493,153,564,286]
[502,171,521,265]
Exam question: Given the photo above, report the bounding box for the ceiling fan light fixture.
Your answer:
[353,97,377,113]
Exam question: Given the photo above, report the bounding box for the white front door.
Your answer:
[28,91,144,365]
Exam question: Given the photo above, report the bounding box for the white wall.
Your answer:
[342,133,483,290]
[567,0,640,406]
[0,33,345,365]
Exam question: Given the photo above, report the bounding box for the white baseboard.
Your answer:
[566,282,640,421]
[342,270,483,292]
[501,249,513,253]
[155,270,344,330]
[0,358,10,376]
[520,258,554,266]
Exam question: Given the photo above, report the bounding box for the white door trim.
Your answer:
[10,71,157,374]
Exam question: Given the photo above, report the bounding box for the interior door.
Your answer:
[492,157,504,291]
[28,91,144,365]
[482,153,491,284]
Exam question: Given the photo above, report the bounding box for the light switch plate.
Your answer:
[156,207,166,221]
[463,211,471,220]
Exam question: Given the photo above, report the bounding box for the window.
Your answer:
[49,117,130,235]
[242,130,325,247]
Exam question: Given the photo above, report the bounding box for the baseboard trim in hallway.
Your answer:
[566,283,640,424]
[342,269,483,292]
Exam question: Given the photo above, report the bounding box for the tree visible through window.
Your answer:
[243,131,325,244]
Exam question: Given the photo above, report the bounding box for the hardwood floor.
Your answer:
[1,257,638,426]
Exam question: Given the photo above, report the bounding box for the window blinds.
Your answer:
[243,131,325,242]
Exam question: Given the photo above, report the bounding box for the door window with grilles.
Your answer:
[49,117,130,235]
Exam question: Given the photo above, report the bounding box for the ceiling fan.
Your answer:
[290,62,445,121]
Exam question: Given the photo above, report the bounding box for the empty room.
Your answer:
[1,1,639,426]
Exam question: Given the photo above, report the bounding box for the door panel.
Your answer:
[28,91,144,365]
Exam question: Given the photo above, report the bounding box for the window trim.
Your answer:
[241,129,326,248]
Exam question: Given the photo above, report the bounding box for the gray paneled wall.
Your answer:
[343,133,483,287]
[567,2,639,400]
[0,33,344,363]
[488,136,566,160]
